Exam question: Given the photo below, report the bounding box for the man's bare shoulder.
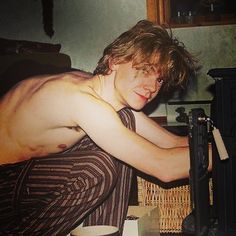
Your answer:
[0,72,98,132]
[1,71,93,102]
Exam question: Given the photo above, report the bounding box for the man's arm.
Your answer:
[132,110,188,148]
[73,92,190,182]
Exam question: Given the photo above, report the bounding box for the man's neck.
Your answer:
[94,74,125,111]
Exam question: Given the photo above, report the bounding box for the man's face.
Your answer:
[113,62,164,110]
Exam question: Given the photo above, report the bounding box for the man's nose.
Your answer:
[144,78,157,92]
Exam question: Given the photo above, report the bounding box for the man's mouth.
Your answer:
[135,92,149,102]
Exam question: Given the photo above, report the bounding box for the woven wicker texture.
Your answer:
[137,177,191,233]
[137,177,213,233]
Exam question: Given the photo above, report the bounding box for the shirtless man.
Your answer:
[0,20,202,236]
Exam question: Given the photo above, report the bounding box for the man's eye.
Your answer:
[142,69,148,75]
[157,78,164,84]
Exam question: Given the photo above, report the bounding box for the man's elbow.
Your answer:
[154,169,189,183]
[154,172,176,183]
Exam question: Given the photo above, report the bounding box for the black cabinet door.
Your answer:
[212,77,236,235]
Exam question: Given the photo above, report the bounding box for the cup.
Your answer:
[70,225,119,236]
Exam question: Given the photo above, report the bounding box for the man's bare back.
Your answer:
[0,71,94,164]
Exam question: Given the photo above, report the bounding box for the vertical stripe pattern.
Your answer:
[0,108,136,236]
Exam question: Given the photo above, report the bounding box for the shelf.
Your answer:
[170,16,236,28]
[147,0,236,28]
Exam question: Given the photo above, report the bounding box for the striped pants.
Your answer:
[0,108,135,236]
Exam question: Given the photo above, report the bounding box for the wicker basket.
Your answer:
[137,177,213,234]
[137,176,191,233]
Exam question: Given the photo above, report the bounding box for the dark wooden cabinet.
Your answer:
[147,0,236,27]
[208,68,236,235]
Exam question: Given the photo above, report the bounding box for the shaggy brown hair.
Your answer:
[94,20,198,90]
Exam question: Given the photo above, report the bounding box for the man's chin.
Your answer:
[130,103,145,111]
